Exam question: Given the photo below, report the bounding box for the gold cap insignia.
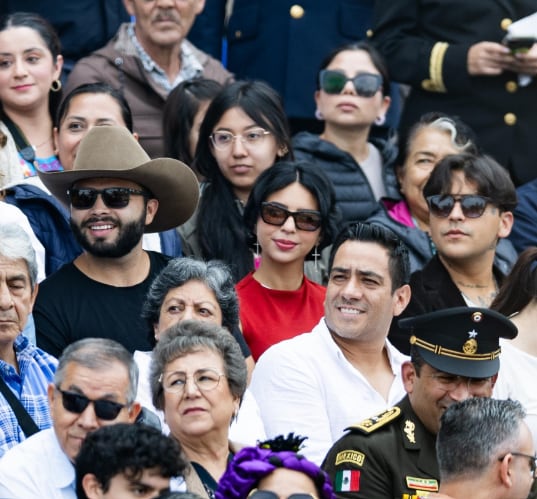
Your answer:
[462,338,478,354]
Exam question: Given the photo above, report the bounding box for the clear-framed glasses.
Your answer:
[210,128,271,151]
[426,194,492,219]
[319,69,383,97]
[426,373,493,392]
[260,202,322,232]
[159,368,225,394]
[498,452,537,479]
[247,490,318,499]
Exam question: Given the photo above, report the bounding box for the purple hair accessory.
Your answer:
[216,435,335,499]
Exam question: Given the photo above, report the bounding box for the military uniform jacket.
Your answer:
[372,0,537,185]
[322,396,439,499]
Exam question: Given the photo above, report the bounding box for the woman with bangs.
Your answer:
[293,41,400,225]
[178,80,293,283]
[237,160,339,360]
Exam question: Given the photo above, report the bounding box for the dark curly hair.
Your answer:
[75,423,187,499]
[216,434,335,499]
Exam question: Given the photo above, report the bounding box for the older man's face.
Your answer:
[48,360,141,462]
[0,255,37,347]
[123,0,205,53]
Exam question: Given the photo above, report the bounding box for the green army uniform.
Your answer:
[322,396,439,499]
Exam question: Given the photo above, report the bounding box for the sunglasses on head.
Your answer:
[56,387,127,420]
[426,194,492,219]
[319,69,383,97]
[260,202,322,232]
[247,491,317,499]
[68,187,149,210]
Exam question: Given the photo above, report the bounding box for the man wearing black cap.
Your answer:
[322,306,517,499]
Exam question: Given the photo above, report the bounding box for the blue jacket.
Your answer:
[509,178,537,254]
[293,132,400,224]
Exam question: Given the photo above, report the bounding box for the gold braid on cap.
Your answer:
[409,335,500,361]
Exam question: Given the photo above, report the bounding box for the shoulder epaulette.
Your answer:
[347,406,402,434]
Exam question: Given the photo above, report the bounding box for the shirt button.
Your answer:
[290,4,305,19]
[366,29,374,38]
[500,18,512,31]
[504,113,517,125]
[234,30,242,39]
[505,81,518,93]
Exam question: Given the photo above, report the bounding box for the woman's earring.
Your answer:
[312,245,320,271]
[50,79,62,92]
[254,239,261,269]
[374,115,386,126]
[315,109,324,121]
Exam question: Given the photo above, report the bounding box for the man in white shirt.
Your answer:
[250,222,411,464]
[0,338,142,499]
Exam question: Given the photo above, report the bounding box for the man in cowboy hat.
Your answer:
[32,125,199,357]
[322,306,517,499]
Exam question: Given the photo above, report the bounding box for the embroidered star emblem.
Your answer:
[468,330,478,339]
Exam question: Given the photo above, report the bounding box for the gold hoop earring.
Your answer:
[51,79,62,92]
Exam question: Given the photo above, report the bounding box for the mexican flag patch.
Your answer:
[335,469,361,492]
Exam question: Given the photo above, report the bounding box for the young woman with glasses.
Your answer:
[178,80,293,282]
[293,41,400,225]
[237,160,339,361]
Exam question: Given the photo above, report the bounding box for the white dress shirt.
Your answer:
[250,317,408,465]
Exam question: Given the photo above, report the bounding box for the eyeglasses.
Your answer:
[426,373,493,392]
[159,368,225,394]
[68,187,149,210]
[56,387,128,420]
[426,194,492,219]
[498,452,537,479]
[210,128,271,151]
[260,202,322,232]
[247,490,318,499]
[319,69,383,97]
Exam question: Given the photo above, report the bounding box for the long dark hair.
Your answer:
[194,80,293,282]
[244,160,340,259]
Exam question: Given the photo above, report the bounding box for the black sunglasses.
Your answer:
[426,194,492,219]
[56,387,127,420]
[68,187,149,210]
[319,69,383,97]
[260,202,322,231]
[247,491,317,499]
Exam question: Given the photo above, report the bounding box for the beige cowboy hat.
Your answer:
[38,126,199,233]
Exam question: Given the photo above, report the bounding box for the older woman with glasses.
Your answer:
[293,41,400,225]
[216,434,335,499]
[136,257,265,445]
[178,80,293,283]
[237,160,340,360]
[150,320,248,498]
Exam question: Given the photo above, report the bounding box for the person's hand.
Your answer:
[504,43,537,75]
[467,41,514,75]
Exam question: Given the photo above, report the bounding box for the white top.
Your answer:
[494,340,537,448]
[0,202,46,283]
[134,350,266,445]
[0,428,75,499]
[250,318,409,465]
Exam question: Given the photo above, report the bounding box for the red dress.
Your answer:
[236,272,326,361]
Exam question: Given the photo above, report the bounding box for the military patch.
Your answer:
[335,450,365,466]
[405,476,439,492]
[403,420,416,443]
[349,407,401,434]
[335,469,360,492]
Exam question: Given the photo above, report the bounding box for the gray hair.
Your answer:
[150,320,247,410]
[437,398,526,482]
[142,257,239,332]
[0,224,38,287]
[54,338,139,405]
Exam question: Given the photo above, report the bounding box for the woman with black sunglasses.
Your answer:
[237,161,340,361]
[293,41,400,225]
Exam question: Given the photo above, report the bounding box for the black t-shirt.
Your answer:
[34,251,170,357]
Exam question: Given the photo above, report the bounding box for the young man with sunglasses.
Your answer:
[435,397,535,499]
[323,306,517,499]
[32,126,199,357]
[388,153,518,353]
[0,338,143,499]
